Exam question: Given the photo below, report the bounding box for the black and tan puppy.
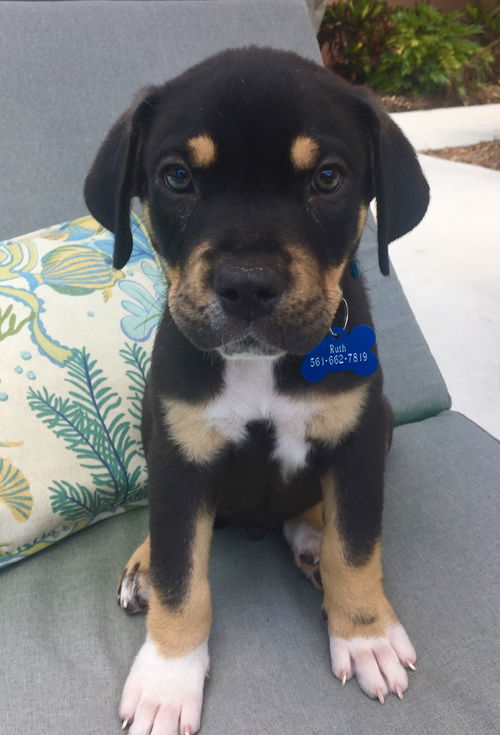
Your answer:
[85,47,429,735]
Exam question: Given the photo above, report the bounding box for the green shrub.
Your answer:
[465,0,500,45]
[317,0,393,84]
[318,0,494,96]
[371,3,492,95]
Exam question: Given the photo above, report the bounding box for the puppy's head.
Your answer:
[85,48,429,357]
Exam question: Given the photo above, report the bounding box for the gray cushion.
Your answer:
[357,217,450,424]
[1,411,498,734]
[0,0,319,239]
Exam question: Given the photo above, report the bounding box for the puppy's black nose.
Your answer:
[214,264,286,320]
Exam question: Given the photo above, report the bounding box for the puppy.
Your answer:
[85,47,429,734]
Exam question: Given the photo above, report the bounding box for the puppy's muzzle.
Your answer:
[214,263,286,321]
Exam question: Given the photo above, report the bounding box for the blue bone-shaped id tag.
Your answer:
[301,325,378,382]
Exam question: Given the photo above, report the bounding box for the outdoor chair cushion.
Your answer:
[1,411,498,734]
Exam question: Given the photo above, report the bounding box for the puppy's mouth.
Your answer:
[170,299,335,357]
[217,329,284,359]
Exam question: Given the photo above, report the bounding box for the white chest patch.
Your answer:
[203,358,318,478]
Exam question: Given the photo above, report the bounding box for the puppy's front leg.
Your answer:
[320,413,416,703]
[120,443,214,735]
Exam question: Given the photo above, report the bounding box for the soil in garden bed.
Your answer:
[377,83,500,170]
[378,83,500,113]
[421,139,500,171]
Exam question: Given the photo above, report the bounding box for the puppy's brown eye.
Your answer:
[163,165,193,193]
[312,166,343,194]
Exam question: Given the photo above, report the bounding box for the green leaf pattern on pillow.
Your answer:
[0,215,163,567]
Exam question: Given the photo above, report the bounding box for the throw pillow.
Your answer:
[0,214,163,567]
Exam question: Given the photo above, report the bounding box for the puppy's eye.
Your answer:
[312,166,343,194]
[163,165,193,193]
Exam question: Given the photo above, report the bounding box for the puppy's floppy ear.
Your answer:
[84,86,159,269]
[363,100,430,276]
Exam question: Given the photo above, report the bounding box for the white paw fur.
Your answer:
[330,623,416,702]
[120,637,209,734]
[283,520,322,564]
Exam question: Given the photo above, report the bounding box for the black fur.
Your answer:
[85,47,429,607]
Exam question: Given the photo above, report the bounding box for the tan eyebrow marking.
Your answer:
[187,134,217,168]
[290,135,320,170]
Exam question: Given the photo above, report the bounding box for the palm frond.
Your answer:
[27,386,122,491]
[49,480,100,521]
[119,343,151,430]
[27,347,147,519]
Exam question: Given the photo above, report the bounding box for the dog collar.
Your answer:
[350,260,360,279]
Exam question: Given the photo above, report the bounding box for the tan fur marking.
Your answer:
[281,245,350,345]
[287,245,322,298]
[187,135,217,168]
[168,242,213,314]
[140,201,154,238]
[140,200,179,284]
[306,384,369,445]
[147,513,213,658]
[323,258,349,314]
[140,199,162,252]
[320,474,398,639]
[290,136,320,170]
[286,246,347,313]
[122,535,150,577]
[162,398,228,464]
[161,258,181,289]
[290,501,324,532]
[286,245,329,324]
[356,204,369,242]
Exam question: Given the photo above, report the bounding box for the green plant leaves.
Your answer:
[318,0,495,96]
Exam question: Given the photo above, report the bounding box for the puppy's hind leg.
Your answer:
[117,536,151,614]
[283,502,324,590]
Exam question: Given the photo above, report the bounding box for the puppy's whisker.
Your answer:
[306,199,329,235]
[323,286,343,302]
[139,294,167,339]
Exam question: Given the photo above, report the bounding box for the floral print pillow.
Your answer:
[0,215,163,567]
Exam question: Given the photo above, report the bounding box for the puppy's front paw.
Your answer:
[330,623,416,702]
[120,638,209,734]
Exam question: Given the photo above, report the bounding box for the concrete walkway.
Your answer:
[387,105,500,439]
[392,103,500,149]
